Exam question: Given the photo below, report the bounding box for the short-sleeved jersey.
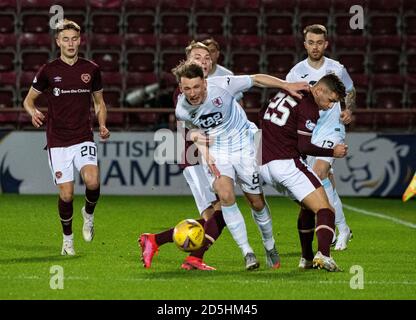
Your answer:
[32,57,103,148]
[210,64,234,77]
[261,90,327,164]
[286,57,354,143]
[176,75,256,154]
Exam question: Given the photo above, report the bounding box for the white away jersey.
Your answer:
[286,57,354,143]
[176,75,256,153]
[210,64,234,77]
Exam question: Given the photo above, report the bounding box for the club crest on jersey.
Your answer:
[81,73,91,83]
[55,171,62,179]
[305,120,316,131]
[212,97,223,108]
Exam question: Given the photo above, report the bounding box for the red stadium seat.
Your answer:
[19,71,36,87]
[229,14,260,35]
[21,13,50,33]
[125,13,156,34]
[370,51,401,74]
[264,35,297,50]
[334,36,367,51]
[0,13,16,33]
[0,71,16,86]
[125,34,157,50]
[160,51,186,73]
[91,13,121,34]
[0,88,15,108]
[106,112,125,127]
[0,110,19,127]
[0,0,17,10]
[101,72,123,88]
[91,50,121,72]
[403,0,416,12]
[299,14,329,34]
[298,0,331,11]
[125,0,158,11]
[230,0,261,11]
[368,0,401,12]
[371,89,404,109]
[336,51,367,74]
[264,51,296,76]
[159,0,193,11]
[0,51,15,71]
[126,72,158,89]
[405,52,416,74]
[20,0,54,10]
[230,35,262,50]
[90,34,123,49]
[126,50,157,73]
[103,88,122,108]
[370,35,402,51]
[350,73,369,90]
[160,13,190,35]
[404,14,416,36]
[19,87,48,107]
[369,14,399,35]
[90,0,123,9]
[230,51,261,74]
[194,13,226,36]
[264,14,294,35]
[355,88,368,109]
[64,12,88,31]
[159,34,192,49]
[194,0,227,11]
[242,88,263,109]
[19,33,51,49]
[371,74,404,90]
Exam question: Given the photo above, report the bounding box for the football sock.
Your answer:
[297,208,315,261]
[221,203,253,256]
[333,189,349,233]
[155,218,206,247]
[251,203,275,251]
[315,208,335,257]
[85,187,100,215]
[58,197,73,236]
[190,210,226,259]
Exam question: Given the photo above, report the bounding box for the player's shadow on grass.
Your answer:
[0,255,82,264]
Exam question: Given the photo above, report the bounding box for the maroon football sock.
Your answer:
[190,211,225,259]
[316,208,335,257]
[85,187,100,214]
[58,197,73,236]
[155,218,206,247]
[297,208,315,261]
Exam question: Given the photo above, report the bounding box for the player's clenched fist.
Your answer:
[333,144,348,158]
[99,125,110,140]
[31,109,45,128]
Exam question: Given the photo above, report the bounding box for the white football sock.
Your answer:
[333,189,349,233]
[63,233,73,241]
[221,203,253,256]
[251,203,275,251]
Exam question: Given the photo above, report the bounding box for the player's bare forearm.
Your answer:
[23,88,45,128]
[345,88,356,112]
[250,74,309,99]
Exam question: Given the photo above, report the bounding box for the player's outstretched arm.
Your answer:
[92,90,110,140]
[250,74,309,99]
[340,87,356,125]
[23,87,45,128]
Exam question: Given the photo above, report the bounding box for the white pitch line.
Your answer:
[343,204,416,229]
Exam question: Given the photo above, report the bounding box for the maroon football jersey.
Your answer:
[261,90,333,164]
[32,57,103,148]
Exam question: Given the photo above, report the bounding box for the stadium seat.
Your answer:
[0,88,15,108]
[369,14,399,35]
[404,14,416,35]
[64,12,88,31]
[125,34,158,50]
[405,52,416,74]
[21,13,50,33]
[299,14,329,34]
[160,13,190,35]
[0,110,19,127]
[264,14,294,35]
[159,34,192,49]
[406,89,416,108]
[229,14,260,35]
[334,14,365,36]
[230,0,261,11]
[126,72,158,89]
[264,35,297,50]
[90,0,123,9]
[20,0,54,10]
[370,35,402,51]
[106,112,125,128]
[355,88,368,109]
[19,87,48,107]
[125,0,159,11]
[101,72,123,88]
[297,0,331,11]
[159,0,193,11]
[90,12,121,34]
[126,50,157,73]
[103,88,122,108]
[90,34,123,50]
[371,89,404,109]
[403,0,416,12]
[370,51,401,74]
[125,13,156,34]
[242,88,263,109]
[194,0,227,11]
[336,51,367,74]
[230,52,261,74]
[368,0,401,12]
[19,33,52,49]
[350,73,369,90]
[0,0,17,10]
[91,50,121,72]
[230,35,262,50]
[19,71,36,87]
[0,51,15,71]
[333,36,367,51]
[371,74,404,90]
[264,51,296,76]
[0,71,16,86]
[0,13,16,33]
[194,13,226,36]
[160,50,186,73]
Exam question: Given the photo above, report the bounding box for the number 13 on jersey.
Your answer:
[263,92,298,126]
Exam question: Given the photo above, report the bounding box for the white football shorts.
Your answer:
[259,157,322,202]
[308,135,344,167]
[47,141,98,185]
[183,165,218,215]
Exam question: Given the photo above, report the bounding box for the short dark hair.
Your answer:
[303,24,327,40]
[55,19,81,37]
[202,38,220,51]
[172,61,205,83]
[317,74,346,102]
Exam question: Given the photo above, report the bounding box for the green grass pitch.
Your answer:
[0,195,415,300]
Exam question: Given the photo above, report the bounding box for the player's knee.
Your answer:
[59,192,73,203]
[84,178,100,191]
[249,198,265,212]
[218,190,235,206]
